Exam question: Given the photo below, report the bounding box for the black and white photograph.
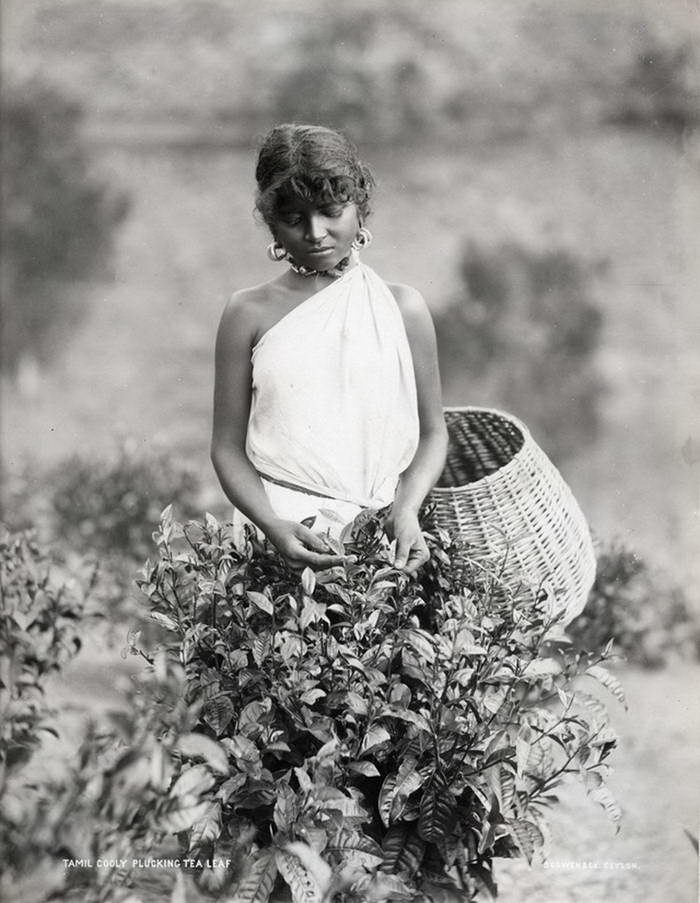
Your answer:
[1,2,699,901]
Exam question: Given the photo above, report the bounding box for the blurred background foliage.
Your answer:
[436,244,606,461]
[3,0,697,143]
[1,0,699,610]
[1,80,129,375]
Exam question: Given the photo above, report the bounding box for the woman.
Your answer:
[211,124,448,574]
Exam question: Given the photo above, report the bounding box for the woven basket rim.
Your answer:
[432,405,534,495]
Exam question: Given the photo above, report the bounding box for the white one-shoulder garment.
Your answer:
[233,262,420,540]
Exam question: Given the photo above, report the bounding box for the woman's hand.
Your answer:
[265,518,347,571]
[384,508,430,575]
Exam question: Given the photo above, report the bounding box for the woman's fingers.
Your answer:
[296,526,332,553]
[287,526,346,570]
[403,542,430,575]
[286,548,346,570]
[394,532,430,574]
[302,550,347,569]
[394,530,415,569]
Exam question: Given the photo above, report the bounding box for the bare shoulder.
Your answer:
[217,277,282,344]
[386,280,443,403]
[386,281,435,334]
[386,281,428,312]
[221,279,276,322]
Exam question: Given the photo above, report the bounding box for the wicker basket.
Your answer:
[427,406,596,621]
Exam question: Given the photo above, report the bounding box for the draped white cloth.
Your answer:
[234,262,420,539]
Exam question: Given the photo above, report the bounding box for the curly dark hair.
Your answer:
[255,124,375,229]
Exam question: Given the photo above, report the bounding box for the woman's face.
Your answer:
[272,199,361,272]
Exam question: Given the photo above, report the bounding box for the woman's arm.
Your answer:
[387,283,449,573]
[211,292,344,570]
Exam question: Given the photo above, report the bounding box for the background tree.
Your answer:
[435,242,606,463]
[1,79,129,377]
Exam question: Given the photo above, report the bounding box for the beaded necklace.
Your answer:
[287,251,356,279]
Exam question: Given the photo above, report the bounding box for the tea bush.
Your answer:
[44,443,203,624]
[0,511,626,902]
[2,445,203,624]
[124,507,622,901]
[0,523,199,903]
[567,542,700,669]
[48,444,201,562]
[0,526,94,901]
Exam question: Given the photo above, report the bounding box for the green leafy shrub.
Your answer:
[435,242,605,463]
[0,525,94,900]
[48,443,202,563]
[0,527,89,775]
[567,543,700,669]
[1,78,129,374]
[0,512,627,902]
[0,524,196,903]
[120,508,623,902]
[44,444,203,625]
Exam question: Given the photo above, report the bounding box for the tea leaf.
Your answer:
[203,697,235,737]
[189,800,222,852]
[150,743,174,791]
[273,782,298,833]
[346,691,369,716]
[252,634,271,666]
[522,657,561,679]
[222,735,260,763]
[383,708,432,734]
[348,760,380,778]
[204,511,220,534]
[418,778,457,843]
[325,830,383,868]
[300,688,326,706]
[381,823,426,877]
[216,773,247,803]
[404,628,437,663]
[516,735,531,779]
[378,758,426,827]
[276,845,330,903]
[509,818,544,865]
[287,842,333,889]
[301,567,316,596]
[585,665,627,709]
[361,725,391,754]
[170,764,215,799]
[177,733,230,775]
[228,850,277,903]
[246,591,273,616]
[161,799,212,834]
[589,783,622,829]
[300,599,327,630]
[319,792,367,820]
[149,611,179,631]
[482,685,508,714]
[239,699,272,731]
[574,691,607,719]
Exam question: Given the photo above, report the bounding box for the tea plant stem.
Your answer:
[524,728,603,802]
[166,569,188,625]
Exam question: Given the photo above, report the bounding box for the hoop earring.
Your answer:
[351,227,373,252]
[267,240,288,262]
